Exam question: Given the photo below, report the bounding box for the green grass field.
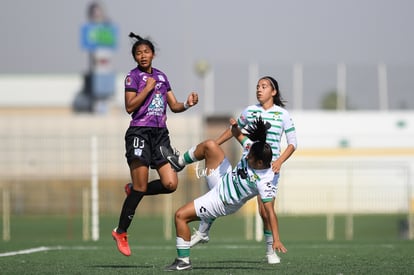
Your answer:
[1,214,413,274]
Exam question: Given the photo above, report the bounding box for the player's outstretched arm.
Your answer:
[229,118,245,143]
[167,91,198,113]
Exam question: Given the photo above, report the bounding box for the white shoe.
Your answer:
[266,252,281,264]
[190,229,209,247]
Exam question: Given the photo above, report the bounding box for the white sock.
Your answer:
[181,146,197,165]
[198,219,214,236]
[265,232,274,255]
[176,237,190,262]
[176,237,190,250]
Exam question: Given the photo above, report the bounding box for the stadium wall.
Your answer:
[0,74,413,215]
[0,110,413,216]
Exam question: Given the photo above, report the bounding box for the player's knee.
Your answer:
[175,208,185,221]
[204,139,219,153]
[204,139,216,148]
[164,180,178,192]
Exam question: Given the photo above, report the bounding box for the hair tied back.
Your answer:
[129,32,143,41]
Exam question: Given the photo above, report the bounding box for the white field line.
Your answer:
[0,243,395,257]
[0,246,97,257]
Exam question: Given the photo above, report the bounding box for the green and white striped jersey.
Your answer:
[217,158,275,206]
[238,104,297,160]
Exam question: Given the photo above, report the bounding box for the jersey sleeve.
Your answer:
[240,137,253,157]
[164,76,172,92]
[237,107,250,129]
[282,110,297,149]
[124,73,138,92]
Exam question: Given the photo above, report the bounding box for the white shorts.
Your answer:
[194,186,245,221]
[194,158,242,220]
[272,173,280,189]
[205,158,232,190]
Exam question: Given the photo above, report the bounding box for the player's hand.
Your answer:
[273,240,287,253]
[271,159,282,174]
[187,92,199,107]
[145,77,157,90]
[229,118,242,138]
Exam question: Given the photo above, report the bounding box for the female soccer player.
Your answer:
[111,32,198,256]
[168,76,296,264]
[162,117,287,271]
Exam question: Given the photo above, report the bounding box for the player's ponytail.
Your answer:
[129,32,156,58]
[244,116,268,144]
[245,117,273,167]
[129,32,144,41]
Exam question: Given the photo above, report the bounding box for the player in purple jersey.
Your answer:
[112,32,199,256]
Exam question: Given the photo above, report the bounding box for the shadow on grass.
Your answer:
[90,260,276,272]
[90,264,155,269]
[195,266,271,271]
[194,260,277,271]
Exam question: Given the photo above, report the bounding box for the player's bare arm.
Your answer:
[124,77,156,113]
[167,91,198,113]
[271,144,296,174]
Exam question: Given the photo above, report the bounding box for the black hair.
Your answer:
[260,76,286,107]
[129,32,155,58]
[244,116,273,167]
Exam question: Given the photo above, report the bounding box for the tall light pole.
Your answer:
[337,63,347,111]
[378,63,388,111]
[293,63,303,110]
[194,60,213,115]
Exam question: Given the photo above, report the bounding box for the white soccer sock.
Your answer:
[181,146,197,165]
[176,236,190,250]
[198,219,214,235]
[176,237,190,261]
[265,231,274,255]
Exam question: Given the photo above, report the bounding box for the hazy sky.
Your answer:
[1,0,413,111]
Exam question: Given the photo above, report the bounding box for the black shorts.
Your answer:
[125,126,172,168]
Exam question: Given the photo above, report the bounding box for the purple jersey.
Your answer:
[124,67,172,128]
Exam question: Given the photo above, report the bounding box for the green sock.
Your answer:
[182,146,197,165]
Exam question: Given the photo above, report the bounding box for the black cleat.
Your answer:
[164,258,192,271]
[160,146,185,172]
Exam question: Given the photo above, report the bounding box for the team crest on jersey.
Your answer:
[125,76,132,86]
[273,112,282,120]
[148,91,164,116]
[245,143,251,151]
[240,114,246,122]
[250,174,259,182]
